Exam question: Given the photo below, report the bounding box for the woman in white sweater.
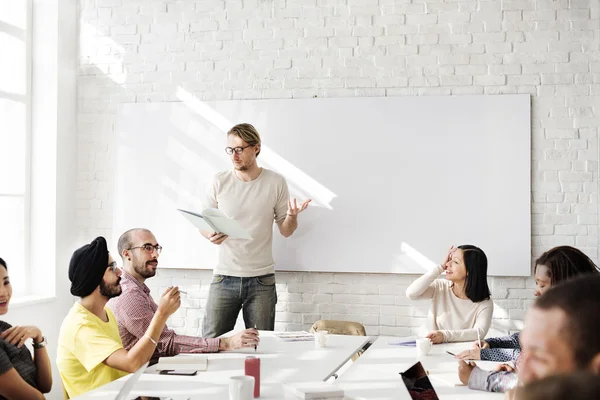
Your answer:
[406,245,493,343]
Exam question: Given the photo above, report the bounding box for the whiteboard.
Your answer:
[113,95,530,276]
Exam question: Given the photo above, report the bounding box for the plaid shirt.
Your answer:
[107,270,219,363]
[480,332,521,362]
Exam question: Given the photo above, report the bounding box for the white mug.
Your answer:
[416,338,432,357]
[314,330,329,348]
[229,375,254,400]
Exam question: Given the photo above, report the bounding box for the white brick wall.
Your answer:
[77,0,599,337]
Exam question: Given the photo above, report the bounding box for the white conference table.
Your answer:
[335,336,505,400]
[75,331,369,399]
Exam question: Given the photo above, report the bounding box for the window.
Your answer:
[0,0,31,296]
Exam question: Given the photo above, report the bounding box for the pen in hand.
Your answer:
[254,324,257,351]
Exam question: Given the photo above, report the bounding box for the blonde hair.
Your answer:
[228,123,261,157]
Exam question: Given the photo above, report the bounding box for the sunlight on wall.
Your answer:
[393,242,437,273]
[176,87,337,209]
[80,23,126,85]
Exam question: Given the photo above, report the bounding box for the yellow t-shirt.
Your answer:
[57,302,129,398]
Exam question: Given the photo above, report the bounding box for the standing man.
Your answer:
[201,123,310,337]
[108,228,259,364]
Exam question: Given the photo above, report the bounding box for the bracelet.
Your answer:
[144,334,157,345]
[32,336,47,349]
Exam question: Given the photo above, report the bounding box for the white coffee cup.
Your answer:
[314,330,329,348]
[416,338,432,357]
[229,375,254,400]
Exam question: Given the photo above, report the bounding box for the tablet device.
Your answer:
[399,361,440,400]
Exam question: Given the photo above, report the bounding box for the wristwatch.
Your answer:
[32,336,47,349]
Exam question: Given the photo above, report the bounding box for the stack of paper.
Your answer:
[389,340,416,347]
[274,331,314,342]
[284,382,344,400]
[155,354,208,372]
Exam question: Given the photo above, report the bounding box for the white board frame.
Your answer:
[113,95,531,276]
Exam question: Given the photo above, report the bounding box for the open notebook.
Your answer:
[400,362,440,400]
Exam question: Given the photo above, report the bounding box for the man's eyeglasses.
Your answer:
[128,244,163,254]
[108,261,118,272]
[225,145,253,155]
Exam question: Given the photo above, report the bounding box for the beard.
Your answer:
[233,158,250,171]
[100,278,122,299]
[133,260,157,279]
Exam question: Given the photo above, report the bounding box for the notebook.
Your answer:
[155,354,208,372]
[399,362,440,400]
[283,381,344,399]
[115,362,148,400]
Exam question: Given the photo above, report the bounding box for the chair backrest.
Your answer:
[309,320,366,336]
[310,320,368,364]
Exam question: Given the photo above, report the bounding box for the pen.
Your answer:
[446,350,455,356]
[179,290,187,294]
[254,324,257,351]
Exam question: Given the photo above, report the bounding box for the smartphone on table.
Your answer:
[159,369,197,376]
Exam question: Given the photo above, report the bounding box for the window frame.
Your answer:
[0,0,34,296]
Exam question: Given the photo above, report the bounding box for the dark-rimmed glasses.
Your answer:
[108,261,118,272]
[128,244,163,254]
[225,145,253,155]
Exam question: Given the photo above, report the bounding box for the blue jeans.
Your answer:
[202,273,277,338]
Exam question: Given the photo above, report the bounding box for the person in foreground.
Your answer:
[406,245,493,343]
[108,228,259,364]
[516,275,600,379]
[514,372,600,400]
[0,258,52,400]
[458,246,600,393]
[57,237,180,398]
[201,123,311,338]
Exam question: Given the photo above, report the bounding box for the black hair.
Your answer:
[458,245,491,303]
[0,257,6,271]
[534,245,600,285]
[534,275,600,368]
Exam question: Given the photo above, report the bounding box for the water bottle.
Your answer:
[244,356,260,398]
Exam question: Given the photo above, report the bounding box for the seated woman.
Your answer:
[0,258,52,400]
[405,245,493,343]
[458,245,600,393]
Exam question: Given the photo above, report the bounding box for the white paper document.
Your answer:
[155,354,208,372]
[178,208,252,240]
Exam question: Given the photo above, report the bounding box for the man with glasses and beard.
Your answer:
[108,229,259,364]
[57,237,181,398]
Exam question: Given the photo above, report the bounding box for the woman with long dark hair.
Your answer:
[406,245,493,343]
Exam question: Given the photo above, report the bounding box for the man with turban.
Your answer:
[56,237,181,398]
